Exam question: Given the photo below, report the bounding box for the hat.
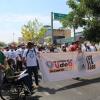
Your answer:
[27,42,34,48]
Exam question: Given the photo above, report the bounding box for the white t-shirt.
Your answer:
[16,48,25,61]
[23,48,37,67]
[90,45,97,52]
[3,50,8,58]
[16,48,22,55]
[7,49,17,60]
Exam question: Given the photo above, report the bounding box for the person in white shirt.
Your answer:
[23,42,39,90]
[89,43,97,52]
[16,45,26,71]
[7,46,17,70]
[3,47,9,58]
[81,43,91,52]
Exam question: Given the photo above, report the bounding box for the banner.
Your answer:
[83,52,100,74]
[39,51,100,82]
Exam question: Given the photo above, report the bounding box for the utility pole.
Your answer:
[13,32,15,42]
[51,12,54,44]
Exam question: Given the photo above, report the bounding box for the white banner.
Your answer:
[39,51,100,82]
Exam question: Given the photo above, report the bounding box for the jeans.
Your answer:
[26,67,39,86]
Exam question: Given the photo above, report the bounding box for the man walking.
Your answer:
[23,42,39,91]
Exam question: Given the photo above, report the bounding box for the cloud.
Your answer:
[0,30,21,43]
[0,14,50,24]
[0,13,62,43]
[0,13,62,27]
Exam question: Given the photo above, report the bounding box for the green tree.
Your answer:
[21,19,47,43]
[21,25,33,41]
[83,0,100,42]
[61,0,86,40]
[0,41,7,47]
[61,0,100,42]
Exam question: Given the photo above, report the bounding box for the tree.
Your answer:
[61,0,86,40]
[0,41,7,47]
[61,0,100,43]
[81,0,100,42]
[21,25,33,41]
[21,19,47,43]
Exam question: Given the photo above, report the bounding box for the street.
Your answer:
[32,74,100,100]
[1,74,100,100]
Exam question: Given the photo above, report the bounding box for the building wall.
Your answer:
[45,29,71,44]
[45,29,71,37]
[53,29,71,38]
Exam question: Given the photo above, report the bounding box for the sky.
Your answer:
[0,0,71,43]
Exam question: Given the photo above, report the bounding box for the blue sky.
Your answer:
[0,0,71,43]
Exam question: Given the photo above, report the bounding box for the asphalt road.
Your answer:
[31,74,100,100]
[1,74,100,100]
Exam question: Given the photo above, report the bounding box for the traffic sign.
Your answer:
[54,13,67,20]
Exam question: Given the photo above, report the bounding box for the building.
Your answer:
[75,32,84,41]
[45,29,71,44]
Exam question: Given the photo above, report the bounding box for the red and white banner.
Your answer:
[39,51,100,82]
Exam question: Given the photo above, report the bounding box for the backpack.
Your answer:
[26,48,39,68]
[26,48,36,57]
[86,46,91,52]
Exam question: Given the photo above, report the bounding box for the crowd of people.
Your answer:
[0,40,100,96]
[0,42,40,95]
[37,41,99,53]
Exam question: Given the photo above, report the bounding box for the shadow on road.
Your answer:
[38,86,55,94]
[56,77,100,92]
[1,77,100,99]
[38,77,100,94]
